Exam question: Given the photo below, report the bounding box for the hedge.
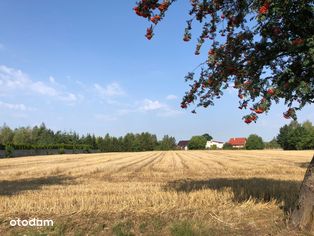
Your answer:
[0,144,92,151]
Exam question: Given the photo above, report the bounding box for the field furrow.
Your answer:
[0,150,313,236]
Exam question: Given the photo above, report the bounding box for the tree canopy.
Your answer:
[188,135,207,149]
[245,134,265,149]
[0,124,177,153]
[134,0,314,123]
[277,120,314,150]
[202,133,213,141]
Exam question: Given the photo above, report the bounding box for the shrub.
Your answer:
[188,136,207,150]
[83,146,91,153]
[209,144,217,150]
[5,145,14,158]
[222,143,233,150]
[58,148,65,154]
[246,134,265,150]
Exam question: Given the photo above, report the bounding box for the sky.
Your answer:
[0,1,313,142]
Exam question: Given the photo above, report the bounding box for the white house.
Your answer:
[206,140,224,149]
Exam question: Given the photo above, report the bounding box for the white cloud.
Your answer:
[59,93,78,102]
[0,65,29,90]
[140,99,166,111]
[139,99,182,117]
[0,101,33,111]
[94,82,125,97]
[0,65,79,104]
[31,81,58,96]
[166,94,178,100]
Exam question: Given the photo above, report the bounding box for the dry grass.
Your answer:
[0,150,313,235]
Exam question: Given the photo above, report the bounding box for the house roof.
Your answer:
[210,140,224,144]
[177,140,189,147]
[228,137,247,146]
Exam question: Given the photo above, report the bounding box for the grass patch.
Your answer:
[112,220,134,236]
[170,221,196,236]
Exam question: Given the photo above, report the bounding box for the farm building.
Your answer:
[228,137,247,148]
[177,140,189,150]
[206,140,224,149]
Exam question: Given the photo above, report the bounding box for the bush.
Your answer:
[222,143,233,150]
[188,136,207,150]
[264,138,281,149]
[2,144,92,151]
[58,148,65,154]
[209,144,217,150]
[5,145,14,158]
[83,146,91,153]
[277,121,314,150]
[245,134,265,150]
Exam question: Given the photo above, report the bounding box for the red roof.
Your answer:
[228,137,247,146]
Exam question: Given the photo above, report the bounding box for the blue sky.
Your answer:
[0,1,313,142]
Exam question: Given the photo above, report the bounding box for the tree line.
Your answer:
[186,121,314,150]
[1,120,313,153]
[0,123,177,153]
[245,121,314,150]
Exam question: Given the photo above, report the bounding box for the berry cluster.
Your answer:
[133,0,171,40]
[134,0,313,124]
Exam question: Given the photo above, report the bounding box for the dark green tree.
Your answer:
[245,134,265,150]
[13,127,32,145]
[277,121,314,150]
[0,124,14,145]
[159,135,176,150]
[202,133,213,141]
[264,138,281,149]
[188,136,207,150]
[123,133,136,151]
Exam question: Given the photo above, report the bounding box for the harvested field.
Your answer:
[0,150,313,235]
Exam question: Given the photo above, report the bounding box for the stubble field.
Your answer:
[0,150,313,235]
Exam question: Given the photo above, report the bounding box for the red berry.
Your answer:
[255,107,264,114]
[267,88,275,95]
[244,118,252,124]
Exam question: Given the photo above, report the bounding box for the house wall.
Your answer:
[206,141,224,149]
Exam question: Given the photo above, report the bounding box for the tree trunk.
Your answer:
[290,155,314,233]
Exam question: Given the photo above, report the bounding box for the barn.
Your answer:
[177,140,189,151]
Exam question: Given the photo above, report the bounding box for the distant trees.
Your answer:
[12,127,32,145]
[202,133,213,141]
[264,138,281,149]
[245,134,265,150]
[0,124,14,145]
[188,136,207,150]
[0,123,177,153]
[158,135,176,150]
[277,121,314,150]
